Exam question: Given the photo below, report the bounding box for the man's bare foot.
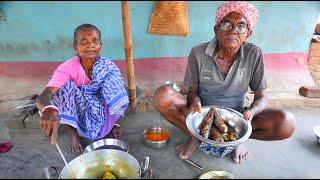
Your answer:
[69,133,83,153]
[232,144,248,164]
[176,138,200,159]
[111,125,122,139]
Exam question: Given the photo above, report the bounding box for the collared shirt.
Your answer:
[184,38,267,111]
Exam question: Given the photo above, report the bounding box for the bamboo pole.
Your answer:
[121,1,137,108]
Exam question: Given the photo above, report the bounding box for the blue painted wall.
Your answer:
[0,1,319,61]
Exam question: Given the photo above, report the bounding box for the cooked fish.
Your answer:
[212,107,228,133]
[198,107,215,138]
[209,126,224,142]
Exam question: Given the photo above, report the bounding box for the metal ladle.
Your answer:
[55,142,76,179]
[185,159,219,177]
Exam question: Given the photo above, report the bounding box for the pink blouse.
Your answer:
[47,56,91,88]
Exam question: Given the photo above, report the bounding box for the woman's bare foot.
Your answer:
[69,133,83,153]
[232,144,248,164]
[111,125,122,139]
[67,126,83,153]
[176,138,200,159]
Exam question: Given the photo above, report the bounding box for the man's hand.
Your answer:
[242,109,253,121]
[39,108,60,145]
[244,89,267,121]
[190,96,202,113]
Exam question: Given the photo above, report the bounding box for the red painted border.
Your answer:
[0,52,312,87]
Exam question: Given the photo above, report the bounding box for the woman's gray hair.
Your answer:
[73,24,101,45]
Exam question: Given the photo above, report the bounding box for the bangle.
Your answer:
[39,105,60,117]
[114,123,120,128]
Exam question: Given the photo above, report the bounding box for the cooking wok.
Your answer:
[44,149,151,179]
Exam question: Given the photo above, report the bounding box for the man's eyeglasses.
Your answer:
[219,21,248,34]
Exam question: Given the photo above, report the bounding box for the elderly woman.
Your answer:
[36,24,129,152]
[154,1,296,164]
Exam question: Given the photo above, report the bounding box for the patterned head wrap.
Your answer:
[215,1,258,29]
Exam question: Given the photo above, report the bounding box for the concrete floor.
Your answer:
[1,108,320,179]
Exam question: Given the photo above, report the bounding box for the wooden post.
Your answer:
[121,1,137,108]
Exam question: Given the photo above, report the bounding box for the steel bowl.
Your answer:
[45,149,151,179]
[142,126,170,149]
[84,138,129,153]
[198,170,236,179]
[185,159,236,179]
[313,125,320,144]
[186,106,252,147]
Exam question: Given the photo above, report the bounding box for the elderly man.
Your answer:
[154,1,296,164]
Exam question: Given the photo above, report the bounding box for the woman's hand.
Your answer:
[36,87,60,144]
[39,108,60,144]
